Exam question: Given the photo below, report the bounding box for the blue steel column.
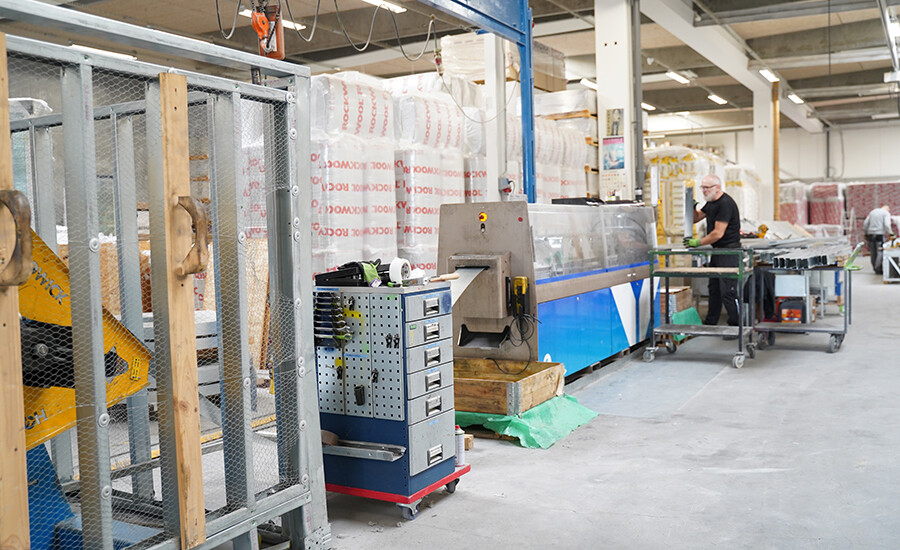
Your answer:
[518,0,536,203]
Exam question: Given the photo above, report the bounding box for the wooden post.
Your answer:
[159,73,206,549]
[0,33,31,550]
[773,81,781,221]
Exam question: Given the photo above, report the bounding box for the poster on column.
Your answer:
[606,108,623,137]
[602,137,625,170]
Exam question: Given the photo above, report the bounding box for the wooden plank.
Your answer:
[454,358,564,415]
[518,364,565,413]
[0,33,30,550]
[159,72,206,549]
[541,110,597,121]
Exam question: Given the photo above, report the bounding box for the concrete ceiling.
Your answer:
[3,0,899,128]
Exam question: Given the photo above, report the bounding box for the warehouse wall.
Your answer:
[662,121,900,182]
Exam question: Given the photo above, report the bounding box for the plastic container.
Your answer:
[455,425,466,466]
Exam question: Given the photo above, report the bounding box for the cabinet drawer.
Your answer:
[407,386,454,425]
[405,315,452,348]
[403,291,452,322]
[405,339,453,375]
[406,362,453,400]
[408,409,455,476]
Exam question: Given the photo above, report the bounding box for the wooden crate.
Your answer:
[660,285,693,317]
[454,358,565,416]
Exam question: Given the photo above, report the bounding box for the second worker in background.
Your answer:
[685,174,742,329]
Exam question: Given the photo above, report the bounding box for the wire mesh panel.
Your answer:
[6,32,329,550]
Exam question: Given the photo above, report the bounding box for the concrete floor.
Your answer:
[324,265,900,549]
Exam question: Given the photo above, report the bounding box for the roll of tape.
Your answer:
[389,257,411,283]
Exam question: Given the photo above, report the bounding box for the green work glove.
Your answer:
[683,237,701,248]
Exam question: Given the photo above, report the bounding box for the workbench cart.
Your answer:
[753,244,861,354]
[647,248,756,368]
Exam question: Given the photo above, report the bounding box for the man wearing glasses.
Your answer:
[684,174,742,329]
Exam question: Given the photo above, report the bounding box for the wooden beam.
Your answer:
[159,72,206,549]
[773,81,780,221]
[0,32,31,550]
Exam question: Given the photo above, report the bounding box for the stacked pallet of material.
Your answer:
[845,181,900,246]
[385,72,484,109]
[440,33,566,92]
[559,126,588,198]
[779,181,809,225]
[724,164,761,220]
[534,117,563,203]
[394,92,465,274]
[808,181,845,225]
[643,146,724,243]
[309,73,397,275]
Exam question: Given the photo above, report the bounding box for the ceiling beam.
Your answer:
[746,19,887,60]
[643,84,753,111]
[748,47,891,69]
[695,0,900,26]
[795,82,897,98]
[641,0,823,132]
[815,98,900,119]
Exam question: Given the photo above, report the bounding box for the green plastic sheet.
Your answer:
[455,395,597,449]
[671,306,702,341]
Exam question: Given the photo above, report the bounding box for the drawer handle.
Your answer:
[424,297,440,316]
[425,395,442,416]
[424,322,441,342]
[427,444,443,465]
[425,371,441,389]
[425,347,441,366]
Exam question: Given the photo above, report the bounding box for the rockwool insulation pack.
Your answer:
[779,181,809,225]
[559,125,587,198]
[644,146,724,242]
[310,135,366,275]
[395,146,443,274]
[363,139,398,262]
[395,93,464,149]
[724,164,761,220]
[311,73,394,140]
[385,72,484,109]
[464,156,488,202]
[535,117,563,203]
[808,181,845,225]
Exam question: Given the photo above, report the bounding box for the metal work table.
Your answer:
[753,244,862,354]
[647,247,756,368]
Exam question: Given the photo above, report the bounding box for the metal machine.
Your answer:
[438,201,657,375]
[313,284,469,519]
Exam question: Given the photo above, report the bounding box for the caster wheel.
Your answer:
[665,340,677,354]
[827,334,839,354]
[747,344,756,359]
[767,332,776,347]
[643,349,655,362]
[445,480,459,493]
[757,334,768,350]
[732,354,745,369]
[399,504,418,520]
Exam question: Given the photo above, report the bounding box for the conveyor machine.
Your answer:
[438,201,657,375]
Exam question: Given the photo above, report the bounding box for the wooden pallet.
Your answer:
[541,109,596,120]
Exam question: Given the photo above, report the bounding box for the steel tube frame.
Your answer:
[62,61,115,550]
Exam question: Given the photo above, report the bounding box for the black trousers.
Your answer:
[867,234,884,274]
[706,253,740,326]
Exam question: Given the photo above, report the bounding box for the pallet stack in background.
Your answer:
[779,181,809,226]
[846,181,900,247]
[724,164,761,221]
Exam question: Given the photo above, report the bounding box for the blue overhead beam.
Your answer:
[418,0,537,203]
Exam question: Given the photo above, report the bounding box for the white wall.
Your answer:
[662,121,900,182]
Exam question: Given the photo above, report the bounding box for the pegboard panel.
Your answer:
[342,293,373,418]
[315,345,345,415]
[370,294,404,421]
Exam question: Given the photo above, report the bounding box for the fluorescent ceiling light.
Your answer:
[759,69,780,83]
[239,9,306,30]
[360,0,407,13]
[665,71,690,84]
[872,112,899,120]
[641,102,656,111]
[707,94,728,105]
[579,78,598,91]
[890,19,900,36]
[787,93,804,104]
[70,44,135,61]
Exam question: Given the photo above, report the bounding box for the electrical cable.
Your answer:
[434,59,520,125]
[332,0,383,52]
[214,0,244,40]
[282,0,322,42]
[387,11,435,62]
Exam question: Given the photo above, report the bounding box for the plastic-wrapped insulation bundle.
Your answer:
[394,92,464,149]
[395,146,443,274]
[464,156,488,202]
[559,126,587,198]
[310,135,366,275]
[462,107,486,157]
[441,148,466,204]
[845,181,900,245]
[779,181,809,225]
[535,118,564,203]
[363,139,398,262]
[808,182,845,225]
[310,73,394,140]
[385,72,484,109]
[724,164,761,220]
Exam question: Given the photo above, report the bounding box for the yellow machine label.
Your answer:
[19,231,151,450]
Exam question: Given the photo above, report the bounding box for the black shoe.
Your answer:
[723,335,739,341]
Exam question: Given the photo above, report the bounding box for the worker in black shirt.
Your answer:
[684,174,742,328]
